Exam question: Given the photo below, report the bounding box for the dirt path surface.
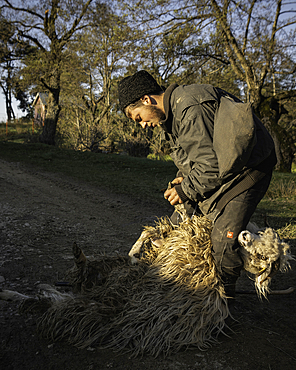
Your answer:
[0,159,296,370]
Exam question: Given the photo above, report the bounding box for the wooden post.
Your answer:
[32,119,34,134]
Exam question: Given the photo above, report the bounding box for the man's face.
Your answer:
[129,105,166,129]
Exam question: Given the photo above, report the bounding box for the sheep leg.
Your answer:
[0,289,30,301]
[268,287,295,295]
[129,230,151,264]
[129,231,164,264]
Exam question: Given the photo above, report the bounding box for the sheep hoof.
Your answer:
[130,255,140,264]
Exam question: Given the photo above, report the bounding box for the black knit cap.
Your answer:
[118,70,162,112]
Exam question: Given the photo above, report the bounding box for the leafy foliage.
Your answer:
[0,0,295,170]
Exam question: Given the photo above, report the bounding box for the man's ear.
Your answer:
[141,95,152,105]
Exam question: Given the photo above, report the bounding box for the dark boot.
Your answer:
[221,273,238,299]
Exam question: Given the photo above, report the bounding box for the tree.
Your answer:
[0,15,31,120]
[59,1,141,151]
[0,16,16,121]
[208,0,296,171]
[1,0,93,145]
[123,0,296,171]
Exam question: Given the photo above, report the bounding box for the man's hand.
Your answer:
[171,176,184,185]
[164,177,184,206]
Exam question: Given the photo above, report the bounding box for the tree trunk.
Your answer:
[267,124,294,173]
[256,97,295,173]
[4,89,15,122]
[39,93,60,146]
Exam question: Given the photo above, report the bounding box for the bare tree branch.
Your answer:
[17,31,46,51]
[242,0,257,54]
[259,0,282,86]
[210,0,249,81]
[2,0,45,20]
[61,0,93,43]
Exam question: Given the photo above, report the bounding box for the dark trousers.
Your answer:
[170,172,273,277]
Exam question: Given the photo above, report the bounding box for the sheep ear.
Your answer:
[245,233,252,242]
[239,230,252,243]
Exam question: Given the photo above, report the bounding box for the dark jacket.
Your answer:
[160,83,276,219]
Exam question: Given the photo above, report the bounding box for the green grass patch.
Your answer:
[0,119,41,144]
[147,153,173,161]
[0,141,295,240]
[0,120,34,135]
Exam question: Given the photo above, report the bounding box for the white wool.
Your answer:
[238,227,293,298]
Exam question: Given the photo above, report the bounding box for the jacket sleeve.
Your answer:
[174,103,221,202]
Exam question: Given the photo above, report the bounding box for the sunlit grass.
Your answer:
[265,175,296,199]
[276,222,296,240]
[252,172,296,239]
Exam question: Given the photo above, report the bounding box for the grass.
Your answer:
[0,119,34,137]
[0,140,295,240]
[245,171,296,239]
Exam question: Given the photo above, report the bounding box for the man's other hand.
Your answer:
[164,177,184,205]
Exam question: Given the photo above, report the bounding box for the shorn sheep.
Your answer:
[0,213,294,357]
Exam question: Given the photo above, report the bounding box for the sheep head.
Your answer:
[238,228,293,298]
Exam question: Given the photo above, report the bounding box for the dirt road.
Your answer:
[0,159,295,370]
